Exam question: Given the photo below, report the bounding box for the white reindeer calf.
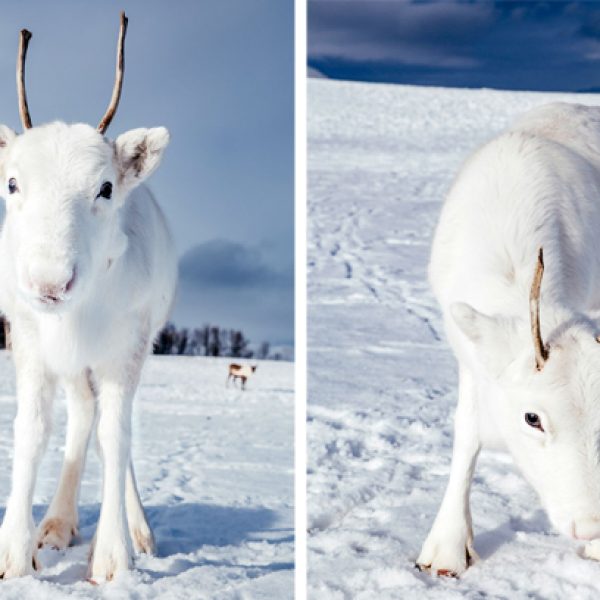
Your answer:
[0,14,177,581]
[417,102,600,576]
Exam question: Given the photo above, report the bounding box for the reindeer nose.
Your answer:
[29,266,76,304]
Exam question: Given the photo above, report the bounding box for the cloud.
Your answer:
[173,239,293,345]
[309,1,494,67]
[308,0,600,91]
[179,239,291,289]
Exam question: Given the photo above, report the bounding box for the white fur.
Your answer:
[0,121,176,580]
[418,102,600,576]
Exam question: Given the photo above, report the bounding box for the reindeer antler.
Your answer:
[17,29,32,130]
[98,11,128,134]
[530,247,548,370]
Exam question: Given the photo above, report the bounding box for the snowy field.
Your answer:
[307,79,600,598]
[0,353,293,599]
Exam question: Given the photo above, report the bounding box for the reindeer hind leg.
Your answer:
[126,460,155,555]
[38,371,95,551]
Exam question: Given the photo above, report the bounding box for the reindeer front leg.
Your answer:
[88,335,148,582]
[38,371,96,550]
[0,330,54,578]
[416,366,481,577]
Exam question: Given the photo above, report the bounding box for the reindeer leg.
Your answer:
[88,325,149,582]
[416,366,480,577]
[0,324,55,577]
[125,460,155,555]
[38,371,96,550]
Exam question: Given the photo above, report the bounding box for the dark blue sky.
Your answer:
[0,1,294,346]
[308,1,600,92]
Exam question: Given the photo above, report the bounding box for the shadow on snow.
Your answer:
[0,502,293,585]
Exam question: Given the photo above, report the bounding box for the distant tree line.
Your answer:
[153,322,274,359]
[0,316,279,360]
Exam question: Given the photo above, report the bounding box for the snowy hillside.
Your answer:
[0,353,293,599]
[308,79,600,598]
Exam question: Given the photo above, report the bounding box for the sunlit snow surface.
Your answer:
[0,353,293,599]
[307,79,600,599]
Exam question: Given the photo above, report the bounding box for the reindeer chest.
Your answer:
[36,310,110,375]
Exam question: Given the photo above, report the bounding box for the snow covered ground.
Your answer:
[0,353,293,599]
[307,79,600,598]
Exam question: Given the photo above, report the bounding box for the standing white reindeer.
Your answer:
[417,101,600,577]
[0,13,177,581]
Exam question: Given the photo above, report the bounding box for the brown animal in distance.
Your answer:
[227,363,257,390]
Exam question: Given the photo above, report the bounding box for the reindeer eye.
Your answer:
[8,178,18,194]
[97,181,112,200]
[525,412,544,431]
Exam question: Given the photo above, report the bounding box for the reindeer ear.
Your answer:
[0,126,17,152]
[451,302,491,343]
[450,302,518,376]
[114,127,170,192]
[0,126,17,177]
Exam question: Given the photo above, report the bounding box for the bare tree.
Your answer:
[230,330,249,357]
[209,326,221,356]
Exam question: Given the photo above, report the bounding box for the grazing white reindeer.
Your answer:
[417,102,600,577]
[0,14,177,581]
[227,363,257,390]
